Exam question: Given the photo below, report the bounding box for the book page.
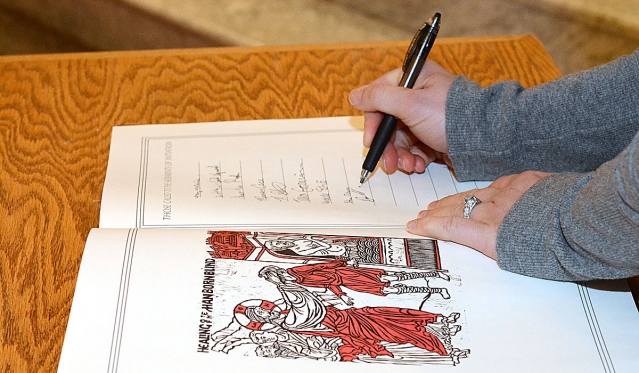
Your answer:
[58,228,639,372]
[100,117,489,229]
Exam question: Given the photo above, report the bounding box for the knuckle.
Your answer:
[441,215,459,235]
[363,85,391,104]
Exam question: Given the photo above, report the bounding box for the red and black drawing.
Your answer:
[207,257,469,366]
[206,231,441,270]
[258,260,451,306]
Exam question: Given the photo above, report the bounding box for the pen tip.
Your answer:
[359,170,370,186]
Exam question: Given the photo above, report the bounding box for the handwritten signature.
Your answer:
[194,162,203,198]
[315,179,331,204]
[344,187,374,204]
[251,178,268,201]
[207,164,245,199]
[291,160,311,203]
[194,178,202,198]
[208,165,223,198]
[270,182,288,202]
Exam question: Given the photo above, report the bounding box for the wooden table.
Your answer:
[0,35,637,372]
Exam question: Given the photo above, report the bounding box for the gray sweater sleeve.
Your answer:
[447,49,639,180]
[497,132,639,281]
[445,50,639,281]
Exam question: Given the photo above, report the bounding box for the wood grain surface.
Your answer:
[0,35,634,373]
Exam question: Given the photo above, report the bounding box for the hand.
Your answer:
[340,294,354,306]
[349,60,455,174]
[306,335,322,348]
[406,171,552,260]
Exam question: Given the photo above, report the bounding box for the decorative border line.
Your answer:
[107,229,138,373]
[136,139,150,228]
[578,282,615,373]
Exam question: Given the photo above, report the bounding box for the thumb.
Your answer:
[350,84,415,117]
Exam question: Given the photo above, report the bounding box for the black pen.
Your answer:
[359,13,441,185]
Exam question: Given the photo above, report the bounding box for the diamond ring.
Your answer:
[463,194,482,219]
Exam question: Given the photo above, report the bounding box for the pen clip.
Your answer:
[403,13,440,73]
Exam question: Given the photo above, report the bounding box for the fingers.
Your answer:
[405,171,553,261]
[379,130,433,174]
[380,141,399,172]
[352,60,456,175]
[364,122,429,174]
[396,146,425,173]
[407,215,497,260]
[368,67,404,86]
[353,60,450,96]
[350,70,452,155]
[350,84,419,118]
[376,142,439,174]
[407,188,498,260]
[362,112,385,147]
[393,128,424,173]
[427,188,496,213]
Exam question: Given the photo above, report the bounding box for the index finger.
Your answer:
[369,67,403,86]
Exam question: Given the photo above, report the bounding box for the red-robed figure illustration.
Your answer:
[235,272,468,364]
[258,259,450,305]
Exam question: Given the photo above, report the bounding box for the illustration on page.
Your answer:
[199,233,470,366]
[206,231,441,269]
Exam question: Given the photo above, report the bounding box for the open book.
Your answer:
[58,117,639,372]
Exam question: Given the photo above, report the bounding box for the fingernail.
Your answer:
[406,220,416,232]
[349,87,363,106]
[397,157,404,170]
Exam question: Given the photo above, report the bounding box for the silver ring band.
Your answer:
[463,194,482,219]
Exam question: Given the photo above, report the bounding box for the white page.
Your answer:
[100,117,489,229]
[58,228,639,372]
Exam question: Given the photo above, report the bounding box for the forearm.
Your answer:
[496,131,639,281]
[328,286,346,297]
[446,50,639,181]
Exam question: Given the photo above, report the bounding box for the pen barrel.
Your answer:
[362,114,398,172]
